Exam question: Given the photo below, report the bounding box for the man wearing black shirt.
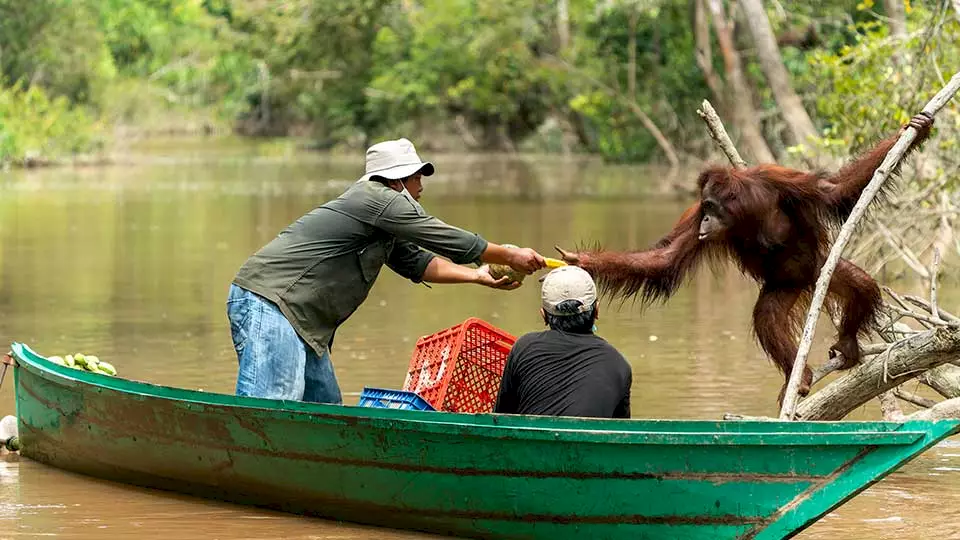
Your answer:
[494,266,632,419]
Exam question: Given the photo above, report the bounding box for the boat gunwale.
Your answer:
[12,341,960,540]
[10,342,960,447]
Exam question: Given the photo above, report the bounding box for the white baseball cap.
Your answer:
[541,266,597,316]
[360,138,435,181]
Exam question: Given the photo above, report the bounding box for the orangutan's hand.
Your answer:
[901,111,934,134]
[554,245,582,266]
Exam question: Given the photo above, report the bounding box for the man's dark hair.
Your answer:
[371,175,413,189]
[544,300,597,334]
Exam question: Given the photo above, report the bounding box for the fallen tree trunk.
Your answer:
[921,363,960,398]
[795,327,960,421]
[906,397,960,421]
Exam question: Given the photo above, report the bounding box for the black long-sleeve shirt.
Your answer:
[494,330,632,419]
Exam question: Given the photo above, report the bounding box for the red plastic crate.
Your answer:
[402,318,516,413]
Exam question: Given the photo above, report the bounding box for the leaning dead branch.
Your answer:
[781,72,960,420]
[544,56,681,168]
[888,305,960,328]
[905,295,960,324]
[878,390,906,421]
[696,99,748,169]
[895,387,939,408]
[929,248,943,321]
[876,223,931,279]
[696,76,960,422]
[810,356,846,386]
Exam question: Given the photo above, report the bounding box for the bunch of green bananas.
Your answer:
[46,353,118,376]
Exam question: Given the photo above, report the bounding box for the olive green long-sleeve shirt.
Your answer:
[233,179,488,358]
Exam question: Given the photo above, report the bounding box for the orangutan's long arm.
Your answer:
[577,203,706,305]
[821,114,934,217]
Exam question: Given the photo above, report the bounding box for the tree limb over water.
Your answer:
[780,71,960,420]
[707,73,960,422]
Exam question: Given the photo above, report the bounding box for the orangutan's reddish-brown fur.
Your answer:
[574,115,934,404]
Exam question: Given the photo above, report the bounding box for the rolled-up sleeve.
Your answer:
[387,240,435,282]
[376,196,488,265]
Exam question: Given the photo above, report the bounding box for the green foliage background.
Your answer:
[0,0,957,168]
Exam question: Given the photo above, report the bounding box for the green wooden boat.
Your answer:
[7,342,959,539]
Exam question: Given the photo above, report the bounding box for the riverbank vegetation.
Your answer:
[0,0,957,169]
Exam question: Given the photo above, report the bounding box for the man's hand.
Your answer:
[505,247,546,274]
[476,265,521,290]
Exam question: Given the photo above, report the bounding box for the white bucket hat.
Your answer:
[541,266,598,316]
[360,138,435,181]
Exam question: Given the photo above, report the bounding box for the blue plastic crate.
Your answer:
[357,387,436,411]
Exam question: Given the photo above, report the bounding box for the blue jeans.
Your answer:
[226,284,342,404]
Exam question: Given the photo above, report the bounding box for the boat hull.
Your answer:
[10,343,960,539]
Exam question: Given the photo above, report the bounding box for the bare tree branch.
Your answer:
[810,356,845,386]
[544,56,681,168]
[906,397,960,421]
[780,70,960,420]
[795,327,960,421]
[696,100,747,169]
[878,390,905,421]
[895,387,938,408]
[876,223,931,278]
[905,295,960,325]
[930,248,943,322]
[888,305,960,328]
[739,0,818,145]
[694,0,724,105]
[921,364,960,398]
[705,0,775,163]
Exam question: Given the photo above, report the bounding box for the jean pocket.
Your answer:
[227,298,254,353]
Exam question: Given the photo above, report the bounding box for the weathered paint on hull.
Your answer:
[10,343,960,539]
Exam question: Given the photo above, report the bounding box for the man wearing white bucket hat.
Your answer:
[227,138,546,403]
[494,266,632,418]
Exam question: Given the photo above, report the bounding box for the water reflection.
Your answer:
[0,138,957,538]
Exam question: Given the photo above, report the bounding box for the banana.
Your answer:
[49,352,116,375]
[97,361,117,376]
[46,355,66,366]
[83,355,100,372]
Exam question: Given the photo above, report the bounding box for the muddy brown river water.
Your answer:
[0,139,958,539]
